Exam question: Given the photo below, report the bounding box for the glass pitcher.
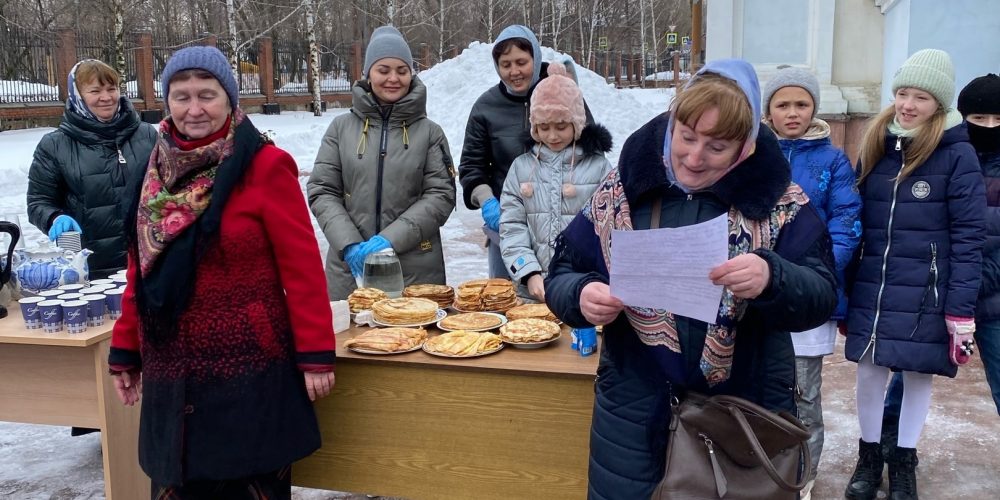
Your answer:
[362,248,404,298]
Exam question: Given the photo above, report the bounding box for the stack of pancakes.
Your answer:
[439,312,505,331]
[424,330,502,356]
[504,303,558,322]
[372,297,439,325]
[403,284,455,309]
[454,279,518,312]
[348,287,389,313]
[344,327,427,352]
[499,318,562,343]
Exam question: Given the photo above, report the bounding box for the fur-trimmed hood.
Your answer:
[619,113,791,220]
[521,122,613,157]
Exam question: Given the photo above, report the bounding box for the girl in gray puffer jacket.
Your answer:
[500,63,612,302]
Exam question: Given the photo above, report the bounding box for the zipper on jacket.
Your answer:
[375,117,389,233]
[117,148,126,164]
[930,242,939,307]
[866,137,906,360]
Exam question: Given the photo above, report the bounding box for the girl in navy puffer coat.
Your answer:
[843,49,986,500]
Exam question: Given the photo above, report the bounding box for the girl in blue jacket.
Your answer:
[844,49,986,500]
[763,66,862,500]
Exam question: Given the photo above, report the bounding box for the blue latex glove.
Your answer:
[481,198,501,232]
[361,235,392,255]
[48,214,82,241]
[343,242,364,277]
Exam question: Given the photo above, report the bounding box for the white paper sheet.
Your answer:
[609,214,728,323]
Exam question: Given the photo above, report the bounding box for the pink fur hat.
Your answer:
[530,63,586,142]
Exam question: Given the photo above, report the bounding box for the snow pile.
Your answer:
[277,76,352,93]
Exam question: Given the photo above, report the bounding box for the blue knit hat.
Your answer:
[161,46,239,110]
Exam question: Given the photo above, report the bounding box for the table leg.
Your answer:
[94,339,149,499]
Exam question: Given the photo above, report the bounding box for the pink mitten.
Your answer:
[945,315,976,366]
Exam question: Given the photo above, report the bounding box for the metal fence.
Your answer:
[0,26,60,103]
[216,38,262,95]
[273,39,352,94]
[76,30,142,99]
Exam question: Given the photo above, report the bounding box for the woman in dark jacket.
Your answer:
[544,59,837,500]
[458,24,592,279]
[109,46,336,499]
[27,59,156,278]
[843,49,986,500]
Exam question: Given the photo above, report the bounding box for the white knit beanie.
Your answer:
[892,49,955,107]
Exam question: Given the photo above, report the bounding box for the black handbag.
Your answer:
[651,391,812,499]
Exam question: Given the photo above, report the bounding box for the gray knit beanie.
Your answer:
[161,46,239,110]
[364,26,413,77]
[892,49,955,107]
[762,66,820,113]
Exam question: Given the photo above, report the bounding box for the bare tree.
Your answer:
[304,0,321,115]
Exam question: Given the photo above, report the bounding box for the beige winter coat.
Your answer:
[308,76,456,300]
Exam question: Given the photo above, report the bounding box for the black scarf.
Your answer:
[124,117,266,346]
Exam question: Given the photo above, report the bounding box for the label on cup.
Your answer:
[62,300,89,334]
[37,299,64,333]
[18,297,45,329]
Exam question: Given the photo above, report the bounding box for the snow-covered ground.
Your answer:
[0,42,673,499]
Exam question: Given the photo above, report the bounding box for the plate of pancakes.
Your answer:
[499,318,562,349]
[344,327,427,355]
[371,297,446,327]
[503,303,560,323]
[437,312,507,332]
[402,284,455,309]
[422,330,504,358]
[452,278,520,312]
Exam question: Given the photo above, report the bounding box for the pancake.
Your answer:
[439,312,504,331]
[499,318,561,343]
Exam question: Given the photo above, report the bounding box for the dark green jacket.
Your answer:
[27,98,157,278]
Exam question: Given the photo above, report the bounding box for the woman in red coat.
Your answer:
[108,46,336,499]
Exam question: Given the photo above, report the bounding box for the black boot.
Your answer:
[881,411,899,459]
[888,446,919,500]
[844,439,884,500]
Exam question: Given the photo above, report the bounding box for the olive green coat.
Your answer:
[308,76,456,300]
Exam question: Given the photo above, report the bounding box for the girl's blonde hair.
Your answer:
[672,73,753,141]
[857,102,947,184]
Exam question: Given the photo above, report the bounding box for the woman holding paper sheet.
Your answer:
[544,59,838,499]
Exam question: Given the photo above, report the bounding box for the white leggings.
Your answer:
[856,354,934,448]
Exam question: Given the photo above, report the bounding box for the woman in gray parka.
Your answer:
[308,26,456,300]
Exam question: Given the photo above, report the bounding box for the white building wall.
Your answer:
[880,0,1000,107]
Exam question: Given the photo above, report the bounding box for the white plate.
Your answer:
[347,343,424,355]
[372,309,447,328]
[436,312,508,332]
[421,342,504,358]
[501,332,562,349]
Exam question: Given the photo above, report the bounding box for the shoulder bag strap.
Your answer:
[727,405,812,491]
